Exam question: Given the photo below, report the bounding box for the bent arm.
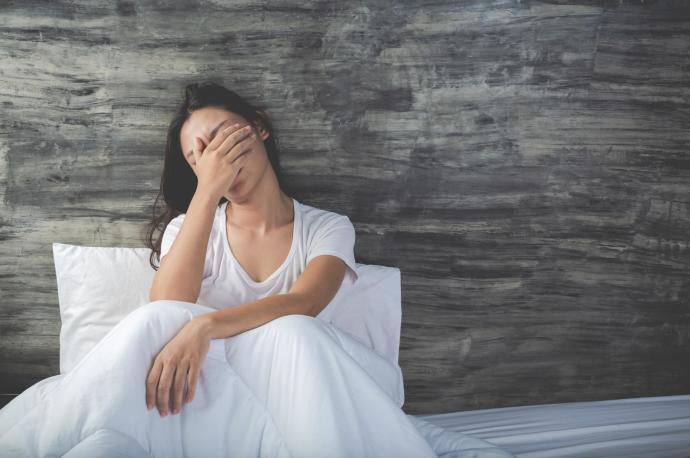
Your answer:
[149,191,217,303]
[196,255,347,340]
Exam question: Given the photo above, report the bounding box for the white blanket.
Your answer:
[0,300,513,458]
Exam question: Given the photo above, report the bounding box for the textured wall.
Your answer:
[1,0,689,415]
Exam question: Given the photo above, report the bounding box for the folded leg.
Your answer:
[0,300,292,458]
[223,313,438,458]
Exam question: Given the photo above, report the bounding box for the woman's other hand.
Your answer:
[145,316,213,416]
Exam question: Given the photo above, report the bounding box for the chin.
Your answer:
[228,172,252,196]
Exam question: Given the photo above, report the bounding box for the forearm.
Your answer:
[150,191,217,302]
[197,292,314,340]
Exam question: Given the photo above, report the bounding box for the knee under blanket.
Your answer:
[0,300,514,458]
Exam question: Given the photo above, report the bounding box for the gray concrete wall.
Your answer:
[1,0,689,414]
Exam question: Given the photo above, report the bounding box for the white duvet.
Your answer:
[0,300,514,458]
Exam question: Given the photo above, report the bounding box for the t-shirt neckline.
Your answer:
[220,197,301,287]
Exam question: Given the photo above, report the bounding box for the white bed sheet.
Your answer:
[414,394,690,458]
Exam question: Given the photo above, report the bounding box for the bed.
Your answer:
[5,374,689,457]
[416,394,690,457]
[2,243,687,457]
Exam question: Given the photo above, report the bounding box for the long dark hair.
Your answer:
[145,80,291,271]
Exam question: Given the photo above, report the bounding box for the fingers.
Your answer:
[146,359,163,411]
[156,362,176,416]
[216,124,254,159]
[191,137,203,164]
[171,361,189,414]
[186,359,199,404]
[205,122,242,153]
[221,130,256,165]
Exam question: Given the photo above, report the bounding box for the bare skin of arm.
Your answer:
[150,118,251,303]
[149,191,217,303]
[197,254,347,339]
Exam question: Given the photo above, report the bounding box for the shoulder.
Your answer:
[297,200,359,282]
[162,213,185,236]
[163,204,225,234]
[169,212,186,226]
[298,201,354,235]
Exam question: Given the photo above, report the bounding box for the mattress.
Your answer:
[414,394,690,458]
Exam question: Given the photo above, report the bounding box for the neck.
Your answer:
[223,170,293,235]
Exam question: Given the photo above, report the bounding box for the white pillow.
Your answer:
[53,243,156,374]
[315,263,402,365]
[52,243,403,375]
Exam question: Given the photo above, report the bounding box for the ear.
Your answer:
[254,110,270,141]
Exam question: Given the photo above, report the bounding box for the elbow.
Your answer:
[149,294,199,304]
[148,288,199,305]
[148,284,165,303]
[293,293,326,318]
[149,271,202,304]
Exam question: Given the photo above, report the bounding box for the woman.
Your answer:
[145,80,366,418]
[0,82,514,458]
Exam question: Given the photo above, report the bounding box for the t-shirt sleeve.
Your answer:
[306,214,359,284]
[160,214,214,280]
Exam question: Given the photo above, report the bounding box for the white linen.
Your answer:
[416,393,690,457]
[315,263,403,368]
[0,300,514,458]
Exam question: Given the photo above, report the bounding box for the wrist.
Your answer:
[192,189,220,209]
[193,314,216,340]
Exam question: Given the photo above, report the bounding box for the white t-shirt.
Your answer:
[159,197,359,310]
